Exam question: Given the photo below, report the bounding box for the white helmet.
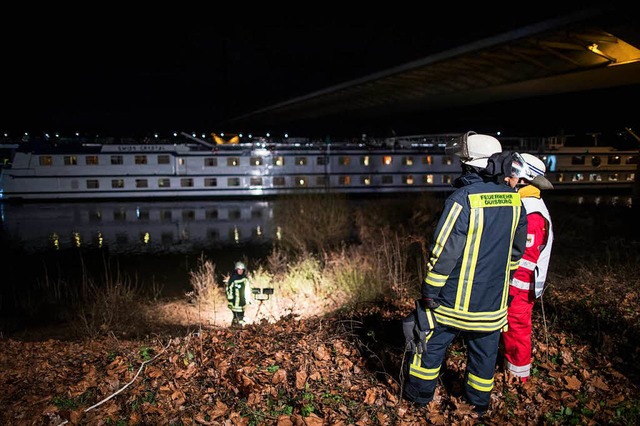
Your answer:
[521,153,554,190]
[446,131,502,169]
[235,261,245,270]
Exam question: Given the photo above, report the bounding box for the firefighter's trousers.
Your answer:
[404,325,500,407]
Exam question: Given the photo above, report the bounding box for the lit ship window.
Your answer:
[111,179,124,188]
[135,155,147,165]
[136,179,148,188]
[339,156,351,166]
[424,174,434,184]
[607,155,621,165]
[227,177,240,187]
[361,156,370,166]
[158,178,170,187]
[204,178,217,187]
[39,156,52,166]
[181,178,194,187]
[442,175,452,184]
[227,157,240,166]
[628,173,635,181]
[64,156,78,165]
[111,155,123,165]
[250,177,263,186]
[273,156,285,166]
[556,173,564,182]
[608,173,619,181]
[158,155,170,164]
[403,157,414,166]
[403,175,414,184]
[205,157,217,167]
[422,156,433,165]
[591,156,601,167]
[251,157,263,166]
[295,157,308,166]
[86,179,99,189]
[442,156,453,165]
[85,155,99,165]
[382,156,392,165]
[589,174,602,182]
[361,175,371,185]
[382,175,393,184]
[295,176,308,187]
[572,173,585,181]
[339,176,351,185]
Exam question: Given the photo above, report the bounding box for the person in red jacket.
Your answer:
[501,153,554,383]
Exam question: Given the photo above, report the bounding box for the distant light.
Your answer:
[154,133,159,138]
[75,132,79,136]
[221,132,224,137]
[497,131,502,136]
[201,134,206,138]
[3,133,7,137]
[266,133,270,137]
[45,133,50,138]
[192,133,196,137]
[173,132,178,137]
[284,133,288,138]
[248,134,252,138]
[24,132,28,136]
[239,133,243,138]
[55,133,59,137]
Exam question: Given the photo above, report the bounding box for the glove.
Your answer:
[402,311,429,353]
[420,297,440,310]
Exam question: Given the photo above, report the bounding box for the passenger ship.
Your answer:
[0,132,636,201]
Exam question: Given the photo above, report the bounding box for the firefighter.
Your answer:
[501,153,554,383]
[403,132,528,416]
[225,261,252,326]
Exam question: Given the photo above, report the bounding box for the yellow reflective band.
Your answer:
[467,372,494,392]
[503,205,522,307]
[455,207,483,310]
[468,192,521,208]
[510,260,520,270]
[426,311,436,329]
[432,202,462,259]
[436,305,507,320]
[425,272,448,287]
[409,364,440,381]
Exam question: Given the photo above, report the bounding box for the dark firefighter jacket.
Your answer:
[226,272,251,313]
[422,173,528,332]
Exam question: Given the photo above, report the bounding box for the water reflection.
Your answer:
[0,200,276,254]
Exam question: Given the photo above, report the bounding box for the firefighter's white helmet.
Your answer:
[235,261,245,270]
[521,153,554,190]
[446,131,502,169]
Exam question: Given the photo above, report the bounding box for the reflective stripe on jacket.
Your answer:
[422,175,528,332]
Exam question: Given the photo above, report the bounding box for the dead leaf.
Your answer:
[565,375,582,390]
[296,370,308,389]
[304,413,324,426]
[364,388,377,405]
[592,377,610,391]
[272,369,287,385]
[277,415,294,426]
[314,345,330,361]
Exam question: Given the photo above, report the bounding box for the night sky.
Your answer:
[2,4,637,140]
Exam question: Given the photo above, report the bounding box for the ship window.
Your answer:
[628,173,635,181]
[316,176,328,186]
[608,173,619,181]
[158,155,170,164]
[207,229,219,241]
[250,157,263,166]
[273,176,286,186]
[204,178,217,187]
[572,173,585,181]
[273,156,285,166]
[361,156,370,166]
[86,179,99,189]
[115,233,128,244]
[252,227,263,238]
[382,156,392,166]
[424,174,434,184]
[338,176,351,185]
[360,175,371,185]
[158,178,171,187]
[183,210,195,220]
[591,156,601,167]
[89,210,102,222]
[206,209,218,219]
[230,227,241,242]
[589,173,602,182]
[339,156,351,166]
[295,157,307,166]
[250,177,263,186]
[71,180,79,189]
[85,155,99,165]
[111,155,123,165]
[295,176,308,187]
[403,157,414,166]
[227,157,240,167]
[556,173,564,182]
[114,209,126,220]
[111,179,124,188]
[403,175,414,184]
[607,155,621,165]
[442,175,452,184]
[161,210,172,221]
[178,158,185,166]
[626,155,638,165]
[422,156,433,165]
[135,155,147,165]
[181,178,194,187]
[251,209,263,219]
[205,157,217,167]
[230,209,241,219]
[227,177,241,186]
[39,156,53,166]
[442,156,453,165]
[382,175,393,184]
[137,210,149,220]
[136,179,148,188]
[571,156,585,165]
[317,156,327,165]
[64,156,78,165]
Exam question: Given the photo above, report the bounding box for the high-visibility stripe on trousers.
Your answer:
[502,288,534,380]
[404,325,500,407]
